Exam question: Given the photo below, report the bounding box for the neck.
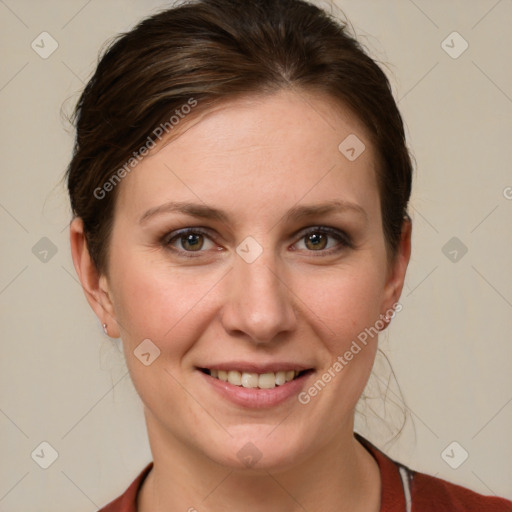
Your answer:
[138,412,381,512]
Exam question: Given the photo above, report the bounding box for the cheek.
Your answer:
[292,265,384,428]
[108,255,227,409]
[109,250,226,350]
[295,262,385,348]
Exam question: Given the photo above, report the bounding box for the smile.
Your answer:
[201,368,306,389]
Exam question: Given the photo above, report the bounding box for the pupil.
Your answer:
[307,233,326,250]
[183,233,203,251]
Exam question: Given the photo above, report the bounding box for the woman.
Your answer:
[66,0,512,510]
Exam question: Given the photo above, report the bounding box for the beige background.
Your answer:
[1,0,511,510]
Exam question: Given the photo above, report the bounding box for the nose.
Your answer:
[220,251,297,345]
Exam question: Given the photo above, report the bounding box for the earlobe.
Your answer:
[69,218,120,338]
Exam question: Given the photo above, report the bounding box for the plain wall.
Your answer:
[0,0,511,510]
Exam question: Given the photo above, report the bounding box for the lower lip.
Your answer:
[199,370,312,409]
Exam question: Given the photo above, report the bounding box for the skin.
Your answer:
[70,89,411,512]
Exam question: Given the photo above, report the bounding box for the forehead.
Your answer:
[114,89,380,224]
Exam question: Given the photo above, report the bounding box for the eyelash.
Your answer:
[161,226,353,258]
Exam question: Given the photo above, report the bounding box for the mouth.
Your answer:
[197,364,315,408]
[199,368,311,389]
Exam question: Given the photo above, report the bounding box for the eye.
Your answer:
[294,227,352,253]
[162,226,351,257]
[164,228,216,253]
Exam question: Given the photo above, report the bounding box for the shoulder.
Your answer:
[407,468,512,512]
[355,433,511,512]
[98,463,153,512]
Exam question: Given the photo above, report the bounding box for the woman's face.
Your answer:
[97,90,409,470]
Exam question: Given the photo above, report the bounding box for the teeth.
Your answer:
[208,369,301,388]
[275,371,286,386]
[241,372,259,388]
[258,373,276,389]
[227,370,242,386]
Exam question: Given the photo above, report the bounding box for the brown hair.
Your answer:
[66,0,412,273]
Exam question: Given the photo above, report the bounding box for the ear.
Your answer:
[380,217,412,325]
[69,217,120,338]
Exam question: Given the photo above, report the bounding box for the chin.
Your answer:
[204,426,314,473]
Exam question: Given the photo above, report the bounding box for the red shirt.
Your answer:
[99,435,512,511]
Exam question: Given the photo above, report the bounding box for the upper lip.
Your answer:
[198,362,313,373]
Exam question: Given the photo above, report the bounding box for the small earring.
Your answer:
[102,323,108,335]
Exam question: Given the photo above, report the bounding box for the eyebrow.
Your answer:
[139,199,367,225]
